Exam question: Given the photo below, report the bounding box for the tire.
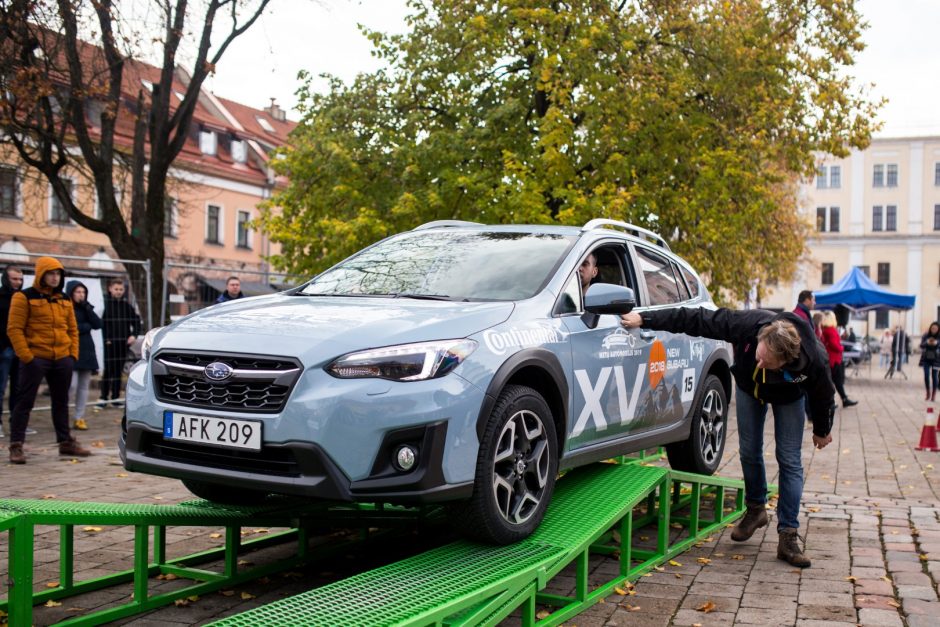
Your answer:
[182,479,269,506]
[447,385,558,544]
[665,374,727,475]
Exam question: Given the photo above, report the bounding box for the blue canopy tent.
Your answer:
[814,266,916,312]
[813,266,916,376]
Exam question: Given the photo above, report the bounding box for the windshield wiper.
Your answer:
[391,293,453,301]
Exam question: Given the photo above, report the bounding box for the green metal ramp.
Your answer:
[208,463,746,627]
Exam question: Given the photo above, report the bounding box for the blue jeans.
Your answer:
[735,387,805,531]
[0,346,19,423]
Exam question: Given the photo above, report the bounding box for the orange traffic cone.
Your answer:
[917,407,938,451]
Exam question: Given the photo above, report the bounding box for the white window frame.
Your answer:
[816,166,827,189]
[256,115,276,133]
[199,129,218,155]
[48,178,75,225]
[886,163,898,187]
[828,206,840,232]
[0,164,22,218]
[885,204,897,231]
[236,209,252,249]
[205,203,224,244]
[829,165,841,188]
[231,139,247,163]
[164,196,179,238]
[873,164,884,187]
[872,205,883,232]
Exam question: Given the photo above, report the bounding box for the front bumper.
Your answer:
[120,418,473,504]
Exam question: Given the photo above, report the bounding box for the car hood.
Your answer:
[155,294,515,363]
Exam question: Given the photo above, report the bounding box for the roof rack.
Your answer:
[412,220,484,231]
[582,219,671,251]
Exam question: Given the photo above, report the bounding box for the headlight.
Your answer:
[326,339,477,381]
[141,326,164,360]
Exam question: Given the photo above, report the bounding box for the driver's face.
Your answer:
[579,255,598,290]
[755,340,785,370]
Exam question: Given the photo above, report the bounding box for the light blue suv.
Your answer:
[121,220,731,543]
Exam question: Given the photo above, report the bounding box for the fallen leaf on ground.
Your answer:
[622,603,641,611]
[668,560,682,567]
[535,609,550,619]
[152,496,164,500]
[82,527,103,533]
[696,601,717,613]
[845,576,857,583]
[92,441,105,448]
[252,528,270,534]
[731,555,744,560]
[46,582,59,588]
[157,573,178,581]
[888,600,901,608]
[115,473,128,477]
[240,592,256,600]
[220,590,235,597]
[209,533,222,539]
[238,559,253,566]
[697,557,711,564]
[41,494,56,499]
[45,600,62,607]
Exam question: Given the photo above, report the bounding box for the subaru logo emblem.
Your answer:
[204,361,234,381]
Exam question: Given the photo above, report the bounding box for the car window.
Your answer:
[672,261,691,300]
[636,246,682,306]
[680,265,700,299]
[554,271,581,315]
[302,230,575,301]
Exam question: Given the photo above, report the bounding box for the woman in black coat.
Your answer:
[67,280,102,430]
[921,321,940,401]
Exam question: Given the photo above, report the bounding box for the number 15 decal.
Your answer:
[681,368,696,403]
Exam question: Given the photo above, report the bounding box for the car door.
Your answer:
[629,244,701,431]
[559,242,651,451]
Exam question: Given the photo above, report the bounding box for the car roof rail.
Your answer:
[582,219,671,251]
[412,220,484,231]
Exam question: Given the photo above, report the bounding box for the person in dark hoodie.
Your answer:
[101,278,141,405]
[0,265,25,437]
[622,307,836,568]
[66,280,102,430]
[215,276,244,303]
[6,256,91,463]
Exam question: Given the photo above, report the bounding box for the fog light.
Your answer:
[394,445,417,471]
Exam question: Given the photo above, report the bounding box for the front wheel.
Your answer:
[447,385,558,544]
[666,374,727,475]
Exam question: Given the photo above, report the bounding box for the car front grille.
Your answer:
[153,351,302,413]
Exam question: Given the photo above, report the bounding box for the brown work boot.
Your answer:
[777,528,811,568]
[59,438,91,457]
[9,442,26,464]
[730,501,768,541]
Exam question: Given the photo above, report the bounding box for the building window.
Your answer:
[164,197,178,238]
[206,204,221,244]
[934,204,940,230]
[828,207,840,232]
[231,139,247,164]
[885,205,897,231]
[236,210,251,248]
[857,265,870,278]
[935,162,940,186]
[872,205,883,231]
[199,129,217,155]
[816,166,827,189]
[877,262,890,286]
[829,165,841,188]
[873,164,884,187]
[875,309,889,329]
[886,163,898,187]
[816,207,826,231]
[821,262,834,285]
[0,166,17,217]
[50,179,74,224]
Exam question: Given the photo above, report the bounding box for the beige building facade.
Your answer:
[761,136,940,338]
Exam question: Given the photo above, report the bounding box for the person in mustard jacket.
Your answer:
[6,256,91,463]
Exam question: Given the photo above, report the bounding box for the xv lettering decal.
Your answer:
[571,364,646,438]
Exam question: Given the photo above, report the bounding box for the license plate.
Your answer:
[163,411,262,451]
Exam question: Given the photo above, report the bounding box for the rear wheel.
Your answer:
[182,479,269,506]
[447,385,558,544]
[666,374,727,475]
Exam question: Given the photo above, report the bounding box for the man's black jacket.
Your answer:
[103,296,141,341]
[0,273,20,351]
[636,307,836,437]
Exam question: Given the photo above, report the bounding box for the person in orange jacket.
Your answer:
[6,256,90,463]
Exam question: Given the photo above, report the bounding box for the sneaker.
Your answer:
[731,502,769,541]
[9,442,25,464]
[74,418,88,430]
[59,438,91,457]
[777,528,811,568]
[24,427,37,435]
[842,399,858,408]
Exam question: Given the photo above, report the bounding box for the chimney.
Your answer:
[264,97,286,122]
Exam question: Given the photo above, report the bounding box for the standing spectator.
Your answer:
[101,278,141,405]
[920,322,940,402]
[890,326,911,375]
[0,265,25,438]
[819,311,858,408]
[792,290,814,328]
[215,276,245,303]
[67,280,102,430]
[879,328,894,369]
[6,257,90,463]
[622,307,835,567]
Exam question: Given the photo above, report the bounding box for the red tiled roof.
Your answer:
[214,96,297,145]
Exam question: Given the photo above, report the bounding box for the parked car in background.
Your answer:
[121,219,732,544]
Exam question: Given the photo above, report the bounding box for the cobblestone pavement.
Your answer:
[2,367,939,626]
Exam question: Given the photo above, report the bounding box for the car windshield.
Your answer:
[300,230,574,301]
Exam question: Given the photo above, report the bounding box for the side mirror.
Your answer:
[581,284,635,329]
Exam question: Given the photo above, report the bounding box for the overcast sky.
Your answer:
[203,0,940,137]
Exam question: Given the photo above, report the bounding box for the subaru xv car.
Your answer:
[121,219,732,544]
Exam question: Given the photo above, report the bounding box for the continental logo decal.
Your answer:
[483,324,565,356]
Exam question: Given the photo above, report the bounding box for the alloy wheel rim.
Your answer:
[491,409,551,526]
[698,389,725,465]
